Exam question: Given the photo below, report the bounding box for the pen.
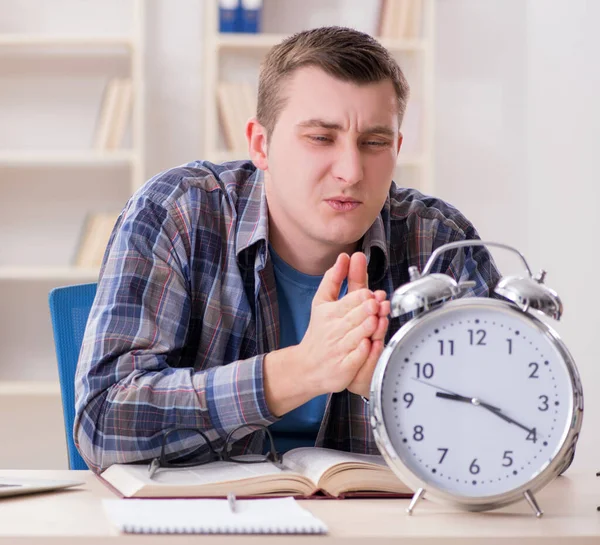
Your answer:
[228,492,237,514]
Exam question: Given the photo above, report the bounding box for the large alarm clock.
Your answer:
[369,241,583,516]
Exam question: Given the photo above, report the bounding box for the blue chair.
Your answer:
[48,283,97,470]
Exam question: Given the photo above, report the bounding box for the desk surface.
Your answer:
[0,469,598,544]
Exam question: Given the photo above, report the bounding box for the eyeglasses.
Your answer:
[148,424,281,479]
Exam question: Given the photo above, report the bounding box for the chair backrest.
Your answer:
[48,283,97,470]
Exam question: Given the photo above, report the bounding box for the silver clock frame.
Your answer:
[369,243,584,517]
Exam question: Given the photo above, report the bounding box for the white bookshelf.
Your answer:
[202,0,435,194]
[0,381,60,396]
[0,266,100,281]
[0,34,134,49]
[0,0,146,468]
[0,150,135,167]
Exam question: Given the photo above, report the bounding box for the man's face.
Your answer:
[262,66,402,253]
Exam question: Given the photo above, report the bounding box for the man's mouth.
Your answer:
[325,198,361,212]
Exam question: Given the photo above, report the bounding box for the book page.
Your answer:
[101,458,315,498]
[281,448,411,497]
[281,448,388,488]
[152,460,287,486]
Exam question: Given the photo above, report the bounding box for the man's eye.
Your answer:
[308,135,332,143]
[364,140,391,147]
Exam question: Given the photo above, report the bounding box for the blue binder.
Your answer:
[239,0,262,33]
[219,0,239,33]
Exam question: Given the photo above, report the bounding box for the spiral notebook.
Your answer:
[102,497,328,535]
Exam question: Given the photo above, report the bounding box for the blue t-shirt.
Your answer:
[268,246,347,453]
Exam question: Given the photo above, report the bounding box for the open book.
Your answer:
[99,447,412,499]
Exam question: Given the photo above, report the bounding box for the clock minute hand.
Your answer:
[416,379,539,437]
[482,406,538,436]
[435,392,538,436]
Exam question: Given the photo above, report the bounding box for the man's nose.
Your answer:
[331,142,364,185]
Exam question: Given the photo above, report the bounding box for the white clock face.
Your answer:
[379,300,575,498]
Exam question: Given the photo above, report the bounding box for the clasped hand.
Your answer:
[298,252,390,399]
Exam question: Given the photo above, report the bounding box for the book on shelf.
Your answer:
[239,0,262,33]
[378,0,423,40]
[219,0,262,33]
[99,447,412,499]
[93,77,133,151]
[106,78,133,150]
[216,81,256,154]
[73,212,120,268]
[219,0,238,32]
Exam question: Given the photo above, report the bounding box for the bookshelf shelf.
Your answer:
[0,34,133,49]
[0,150,134,167]
[0,381,60,397]
[0,266,100,281]
[215,32,426,52]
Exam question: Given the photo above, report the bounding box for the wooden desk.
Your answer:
[0,469,598,544]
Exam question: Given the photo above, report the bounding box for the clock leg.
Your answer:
[406,487,426,515]
[523,490,544,518]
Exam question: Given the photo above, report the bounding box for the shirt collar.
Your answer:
[235,168,390,280]
[361,199,390,284]
[235,168,269,266]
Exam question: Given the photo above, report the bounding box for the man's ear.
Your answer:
[396,132,403,154]
[246,117,269,170]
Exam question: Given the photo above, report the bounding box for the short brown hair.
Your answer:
[257,26,410,139]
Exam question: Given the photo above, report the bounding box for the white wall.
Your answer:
[434,0,527,255]
[524,0,600,471]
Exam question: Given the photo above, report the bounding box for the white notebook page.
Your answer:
[103,497,328,534]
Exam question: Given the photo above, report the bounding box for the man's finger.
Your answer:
[372,316,389,341]
[336,288,375,315]
[313,253,350,305]
[347,252,368,293]
[373,291,390,317]
[378,300,391,317]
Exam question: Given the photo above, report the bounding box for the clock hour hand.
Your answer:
[436,391,476,404]
[412,378,502,412]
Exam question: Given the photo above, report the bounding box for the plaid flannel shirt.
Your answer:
[74,160,501,471]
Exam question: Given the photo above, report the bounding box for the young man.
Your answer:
[74,27,500,471]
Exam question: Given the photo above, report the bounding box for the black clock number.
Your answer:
[506,338,512,355]
[502,450,514,467]
[403,392,414,408]
[469,458,481,474]
[414,362,434,379]
[413,425,424,441]
[438,340,455,356]
[468,329,487,346]
[437,448,448,464]
[538,395,549,411]
[526,428,538,443]
[528,362,539,379]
